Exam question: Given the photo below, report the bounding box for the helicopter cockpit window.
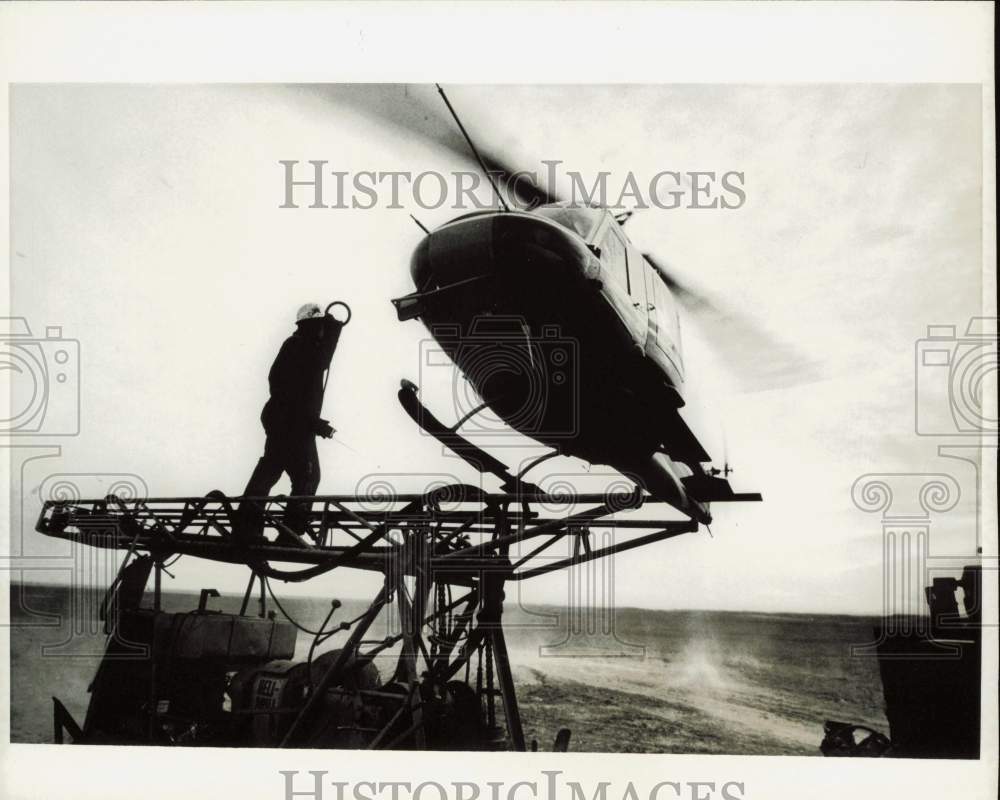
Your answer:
[534,206,603,241]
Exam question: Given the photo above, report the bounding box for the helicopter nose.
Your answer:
[410,214,497,291]
[410,211,595,295]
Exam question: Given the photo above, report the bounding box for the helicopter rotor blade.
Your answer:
[643,253,821,393]
[643,253,721,317]
[293,83,814,394]
[298,84,560,209]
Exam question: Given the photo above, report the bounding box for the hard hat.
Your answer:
[295,303,322,323]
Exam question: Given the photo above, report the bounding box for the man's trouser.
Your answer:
[237,430,320,540]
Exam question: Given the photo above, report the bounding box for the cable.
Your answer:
[253,560,339,583]
[262,577,329,636]
[306,601,341,692]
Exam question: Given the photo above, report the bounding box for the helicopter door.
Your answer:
[596,217,647,347]
[625,240,649,325]
[642,259,684,383]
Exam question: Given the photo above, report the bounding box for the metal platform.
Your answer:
[38,487,697,750]
[36,488,697,583]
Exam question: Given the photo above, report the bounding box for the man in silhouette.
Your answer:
[237,303,342,542]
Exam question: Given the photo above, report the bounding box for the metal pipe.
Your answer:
[239,570,256,616]
[41,491,649,505]
[490,626,525,751]
[511,522,696,581]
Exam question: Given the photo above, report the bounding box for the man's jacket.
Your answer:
[261,317,342,437]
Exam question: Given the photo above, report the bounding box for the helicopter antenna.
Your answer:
[435,84,510,212]
[409,213,430,234]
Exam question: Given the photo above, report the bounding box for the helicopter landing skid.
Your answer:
[397,379,543,494]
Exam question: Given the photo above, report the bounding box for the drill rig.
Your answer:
[39,384,711,751]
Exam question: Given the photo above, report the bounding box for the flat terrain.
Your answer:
[8,584,886,753]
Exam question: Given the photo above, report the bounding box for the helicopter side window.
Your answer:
[626,242,647,308]
[650,272,682,364]
[601,226,630,294]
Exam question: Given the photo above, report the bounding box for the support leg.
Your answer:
[489,625,525,751]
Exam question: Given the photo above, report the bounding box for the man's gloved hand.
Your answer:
[314,418,336,439]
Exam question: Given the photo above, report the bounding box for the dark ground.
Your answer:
[8,582,887,753]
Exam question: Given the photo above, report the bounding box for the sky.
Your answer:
[5,83,992,615]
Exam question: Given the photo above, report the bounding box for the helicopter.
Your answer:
[381,86,767,524]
